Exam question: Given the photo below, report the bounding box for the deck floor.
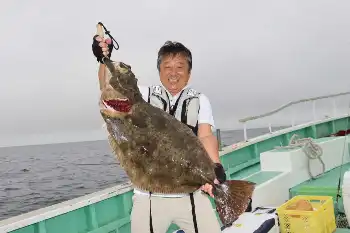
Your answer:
[290,162,350,193]
[290,161,350,231]
[230,163,261,180]
[222,151,350,232]
[336,228,350,232]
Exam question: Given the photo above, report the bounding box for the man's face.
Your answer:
[159,53,190,96]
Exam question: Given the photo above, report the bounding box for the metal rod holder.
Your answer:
[243,123,248,141]
[312,100,316,121]
[216,129,222,151]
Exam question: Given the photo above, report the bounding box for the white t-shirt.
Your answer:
[134,84,216,197]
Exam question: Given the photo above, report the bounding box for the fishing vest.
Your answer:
[147,85,201,136]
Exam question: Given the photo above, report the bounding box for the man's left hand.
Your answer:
[201,163,226,197]
[214,163,226,183]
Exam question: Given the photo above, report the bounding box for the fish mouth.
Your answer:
[100,98,132,114]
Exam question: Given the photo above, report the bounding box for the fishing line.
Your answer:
[97,22,120,50]
[73,163,118,166]
[335,99,350,228]
[336,103,350,198]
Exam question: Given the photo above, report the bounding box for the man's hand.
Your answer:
[201,179,219,198]
[92,35,113,63]
[214,163,226,183]
[201,163,226,197]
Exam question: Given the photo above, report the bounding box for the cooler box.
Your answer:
[221,207,279,233]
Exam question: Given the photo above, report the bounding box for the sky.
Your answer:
[1,0,350,147]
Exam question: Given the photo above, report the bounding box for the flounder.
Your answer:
[99,57,255,226]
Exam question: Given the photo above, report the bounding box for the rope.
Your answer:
[275,134,325,179]
[97,22,120,50]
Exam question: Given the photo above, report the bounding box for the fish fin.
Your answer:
[213,180,255,227]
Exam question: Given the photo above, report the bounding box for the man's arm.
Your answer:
[197,94,226,196]
[197,94,221,164]
[93,34,113,91]
[93,36,149,98]
[98,63,106,91]
[198,124,220,163]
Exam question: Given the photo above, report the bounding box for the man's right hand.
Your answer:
[92,35,113,63]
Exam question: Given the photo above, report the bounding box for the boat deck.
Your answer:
[290,162,350,212]
[337,229,350,233]
[291,161,350,191]
[289,161,350,232]
[230,163,283,185]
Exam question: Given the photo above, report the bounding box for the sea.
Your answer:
[0,127,283,221]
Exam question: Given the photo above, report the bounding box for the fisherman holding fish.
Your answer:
[92,36,230,233]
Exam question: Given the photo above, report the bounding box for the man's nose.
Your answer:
[169,67,177,75]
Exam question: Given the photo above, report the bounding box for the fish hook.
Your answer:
[97,22,120,50]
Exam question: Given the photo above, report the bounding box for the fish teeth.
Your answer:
[103,101,116,111]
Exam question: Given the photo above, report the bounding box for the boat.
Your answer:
[1,91,350,233]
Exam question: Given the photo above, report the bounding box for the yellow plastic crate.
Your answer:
[276,195,336,233]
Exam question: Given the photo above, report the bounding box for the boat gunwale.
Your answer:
[0,182,133,232]
[219,113,350,156]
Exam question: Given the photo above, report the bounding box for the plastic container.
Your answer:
[221,209,279,233]
[276,195,336,233]
[289,186,344,215]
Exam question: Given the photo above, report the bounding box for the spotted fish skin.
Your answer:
[99,57,255,226]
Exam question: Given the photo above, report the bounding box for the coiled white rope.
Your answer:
[275,134,325,179]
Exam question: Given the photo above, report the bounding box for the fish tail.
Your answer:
[213,179,255,227]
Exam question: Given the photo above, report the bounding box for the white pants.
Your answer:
[130,191,222,233]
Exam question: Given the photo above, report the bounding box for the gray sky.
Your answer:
[1,0,350,146]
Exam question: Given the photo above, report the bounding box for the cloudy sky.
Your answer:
[1,0,350,146]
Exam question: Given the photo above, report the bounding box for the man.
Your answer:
[92,36,226,233]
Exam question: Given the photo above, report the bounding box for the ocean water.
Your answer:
[0,127,282,221]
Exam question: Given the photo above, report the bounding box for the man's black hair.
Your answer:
[157,41,192,73]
